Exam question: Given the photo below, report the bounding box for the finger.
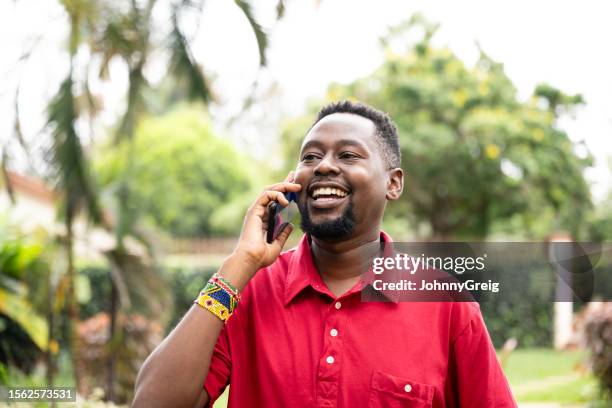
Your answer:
[261,206,269,228]
[260,190,289,207]
[271,222,294,253]
[247,191,288,221]
[262,181,302,194]
[284,171,295,183]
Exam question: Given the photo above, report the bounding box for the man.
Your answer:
[133,101,517,407]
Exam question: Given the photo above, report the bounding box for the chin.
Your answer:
[309,213,342,225]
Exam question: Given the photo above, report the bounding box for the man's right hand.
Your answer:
[133,171,302,408]
[226,171,302,288]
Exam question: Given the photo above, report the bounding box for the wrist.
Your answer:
[219,251,260,292]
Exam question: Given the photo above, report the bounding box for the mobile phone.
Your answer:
[266,192,299,243]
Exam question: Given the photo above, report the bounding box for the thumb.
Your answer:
[272,222,294,253]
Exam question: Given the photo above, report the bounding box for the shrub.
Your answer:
[583,302,612,400]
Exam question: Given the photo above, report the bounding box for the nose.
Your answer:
[313,153,340,176]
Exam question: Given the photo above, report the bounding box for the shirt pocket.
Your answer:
[368,370,435,408]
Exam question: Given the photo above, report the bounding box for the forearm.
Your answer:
[133,255,254,408]
[132,174,300,407]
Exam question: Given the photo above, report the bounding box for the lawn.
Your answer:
[505,348,598,405]
[213,348,602,407]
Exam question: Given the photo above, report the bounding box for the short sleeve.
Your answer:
[203,324,231,407]
[449,305,517,407]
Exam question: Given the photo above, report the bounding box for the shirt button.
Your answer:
[335,301,342,310]
[326,356,335,364]
[330,329,338,337]
[404,384,412,392]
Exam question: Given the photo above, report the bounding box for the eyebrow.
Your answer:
[300,138,369,154]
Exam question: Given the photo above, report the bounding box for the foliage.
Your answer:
[1,0,278,400]
[79,262,216,335]
[77,312,164,404]
[79,257,172,323]
[165,264,218,332]
[95,107,254,237]
[0,224,50,360]
[47,75,101,226]
[73,262,213,402]
[283,15,593,239]
[583,303,612,401]
[588,190,612,241]
[476,257,554,347]
[277,114,316,177]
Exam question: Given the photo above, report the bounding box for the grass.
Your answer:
[504,348,599,404]
[504,348,588,384]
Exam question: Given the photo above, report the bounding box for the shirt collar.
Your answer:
[284,231,397,306]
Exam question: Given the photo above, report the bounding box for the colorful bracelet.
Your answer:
[211,272,239,299]
[194,274,240,323]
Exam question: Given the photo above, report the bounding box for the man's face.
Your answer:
[294,113,394,241]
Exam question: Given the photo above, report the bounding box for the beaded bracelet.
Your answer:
[194,273,240,323]
[211,273,239,299]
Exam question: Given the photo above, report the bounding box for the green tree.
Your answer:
[589,187,612,242]
[283,16,592,240]
[96,107,253,238]
[3,0,276,399]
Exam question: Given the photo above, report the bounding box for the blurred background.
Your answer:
[1,0,611,406]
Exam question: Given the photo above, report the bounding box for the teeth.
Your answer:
[312,187,348,198]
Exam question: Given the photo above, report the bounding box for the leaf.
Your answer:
[276,0,285,19]
[46,75,101,224]
[168,8,212,102]
[1,147,15,204]
[116,67,147,142]
[0,288,48,351]
[234,0,268,66]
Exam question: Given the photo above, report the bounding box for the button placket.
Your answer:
[316,297,351,407]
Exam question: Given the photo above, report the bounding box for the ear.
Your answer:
[386,168,403,201]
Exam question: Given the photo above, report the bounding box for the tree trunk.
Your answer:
[106,279,118,402]
[66,215,85,394]
[46,283,56,408]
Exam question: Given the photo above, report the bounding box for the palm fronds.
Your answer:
[46,75,101,224]
[169,7,212,103]
[235,0,268,66]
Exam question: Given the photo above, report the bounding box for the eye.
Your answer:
[339,151,360,160]
[301,153,321,162]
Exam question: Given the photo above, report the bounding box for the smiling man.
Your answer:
[133,101,517,408]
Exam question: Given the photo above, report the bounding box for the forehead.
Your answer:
[301,113,377,151]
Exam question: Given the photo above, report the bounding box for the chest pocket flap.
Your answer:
[368,370,435,407]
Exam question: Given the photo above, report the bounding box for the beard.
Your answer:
[299,198,357,241]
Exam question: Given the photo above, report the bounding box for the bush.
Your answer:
[77,312,163,404]
[583,302,612,400]
[164,265,218,333]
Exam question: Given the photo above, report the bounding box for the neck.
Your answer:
[310,228,381,283]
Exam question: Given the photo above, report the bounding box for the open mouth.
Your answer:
[308,184,350,209]
[312,187,348,201]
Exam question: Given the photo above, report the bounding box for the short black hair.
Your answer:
[312,100,401,168]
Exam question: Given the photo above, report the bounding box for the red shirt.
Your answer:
[204,232,517,407]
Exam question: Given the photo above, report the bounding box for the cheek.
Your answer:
[293,167,310,205]
[350,171,388,203]
[350,168,385,191]
[293,167,309,189]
